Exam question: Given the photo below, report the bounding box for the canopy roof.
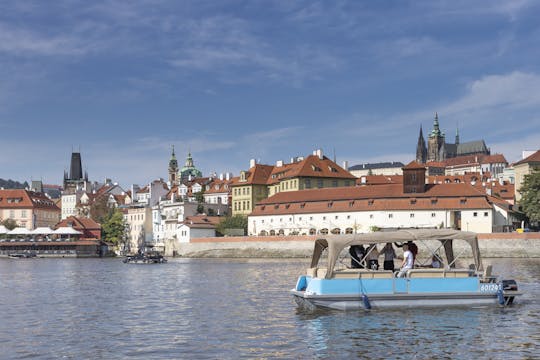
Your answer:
[54,227,82,235]
[310,229,482,279]
[31,227,55,235]
[8,227,32,235]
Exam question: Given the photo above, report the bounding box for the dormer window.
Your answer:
[327,202,333,208]
[410,198,417,205]
[368,199,374,206]
[240,171,247,182]
[431,198,438,204]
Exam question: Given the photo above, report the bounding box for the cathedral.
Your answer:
[416,113,490,163]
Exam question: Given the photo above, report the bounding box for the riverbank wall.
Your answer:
[173,233,540,258]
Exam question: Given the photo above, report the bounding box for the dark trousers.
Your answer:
[383,260,394,271]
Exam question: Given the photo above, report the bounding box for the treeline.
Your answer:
[0,178,29,189]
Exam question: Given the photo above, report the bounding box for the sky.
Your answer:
[1,0,539,188]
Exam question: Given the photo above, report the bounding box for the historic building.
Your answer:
[248,162,517,235]
[416,113,490,163]
[231,149,356,216]
[180,152,203,182]
[0,189,61,230]
[63,151,90,192]
[513,149,540,202]
[168,145,179,186]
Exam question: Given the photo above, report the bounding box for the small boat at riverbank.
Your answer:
[123,246,167,264]
[291,229,522,311]
[8,252,37,259]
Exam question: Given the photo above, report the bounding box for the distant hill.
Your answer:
[0,178,29,189]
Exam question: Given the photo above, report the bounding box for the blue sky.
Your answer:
[1,1,539,188]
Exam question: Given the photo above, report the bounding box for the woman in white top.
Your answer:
[397,244,414,277]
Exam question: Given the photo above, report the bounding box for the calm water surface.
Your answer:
[0,257,538,359]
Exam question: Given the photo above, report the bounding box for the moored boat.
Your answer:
[291,229,522,311]
[123,246,167,264]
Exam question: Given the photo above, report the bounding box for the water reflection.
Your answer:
[0,257,538,359]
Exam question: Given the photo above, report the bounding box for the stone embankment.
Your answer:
[173,233,540,258]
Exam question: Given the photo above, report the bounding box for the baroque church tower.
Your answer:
[168,145,179,186]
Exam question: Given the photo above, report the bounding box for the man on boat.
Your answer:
[397,244,414,277]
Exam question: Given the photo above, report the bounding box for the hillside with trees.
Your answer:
[0,178,29,189]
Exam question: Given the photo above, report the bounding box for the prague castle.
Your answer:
[416,113,490,163]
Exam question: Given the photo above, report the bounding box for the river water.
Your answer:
[0,257,538,359]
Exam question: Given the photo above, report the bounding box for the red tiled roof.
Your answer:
[514,150,540,166]
[403,161,426,170]
[0,189,60,211]
[182,215,221,229]
[356,175,403,185]
[56,216,101,230]
[251,183,493,216]
[232,155,355,187]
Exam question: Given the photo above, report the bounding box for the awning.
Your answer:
[310,229,482,278]
[54,227,83,235]
[31,227,55,235]
[7,227,32,235]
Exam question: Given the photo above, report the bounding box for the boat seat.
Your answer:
[332,270,394,279]
[306,267,317,278]
[445,270,472,278]
[407,269,446,278]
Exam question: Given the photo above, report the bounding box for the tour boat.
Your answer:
[123,252,167,264]
[291,229,521,310]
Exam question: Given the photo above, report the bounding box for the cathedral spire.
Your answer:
[431,112,442,137]
[416,125,427,163]
[455,125,460,145]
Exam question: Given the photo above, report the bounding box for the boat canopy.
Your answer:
[310,229,482,279]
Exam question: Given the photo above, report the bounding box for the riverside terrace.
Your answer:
[0,239,108,257]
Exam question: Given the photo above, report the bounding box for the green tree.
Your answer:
[216,215,248,236]
[519,170,540,223]
[101,209,126,245]
[1,218,17,230]
[194,189,205,203]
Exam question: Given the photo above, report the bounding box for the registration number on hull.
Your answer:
[480,283,501,292]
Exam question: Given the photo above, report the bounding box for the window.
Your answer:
[332,180,338,187]
[344,180,350,186]
[309,228,316,235]
[328,202,333,208]
[347,215,351,220]
[431,213,436,217]
[410,213,414,218]
[369,214,374,219]
[305,179,311,189]
[349,201,355,207]
[484,212,489,217]
[322,216,326,220]
[335,216,338,220]
[331,228,340,234]
[345,227,354,234]
[368,199,374,206]
[388,214,393,218]
[317,179,323,188]
[473,212,478,217]
[320,228,329,235]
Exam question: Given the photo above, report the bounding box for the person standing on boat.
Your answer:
[381,242,396,271]
[397,244,414,277]
[349,245,365,268]
[366,244,379,270]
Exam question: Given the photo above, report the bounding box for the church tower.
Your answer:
[415,125,427,163]
[427,113,446,162]
[168,145,179,186]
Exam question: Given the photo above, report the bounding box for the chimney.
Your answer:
[361,176,367,184]
[249,159,256,168]
[342,161,349,170]
[276,160,283,167]
[226,172,231,180]
[314,149,323,159]
[219,173,224,181]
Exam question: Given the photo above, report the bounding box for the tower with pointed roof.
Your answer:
[415,125,427,163]
[168,145,179,186]
[63,151,89,192]
[427,113,446,162]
